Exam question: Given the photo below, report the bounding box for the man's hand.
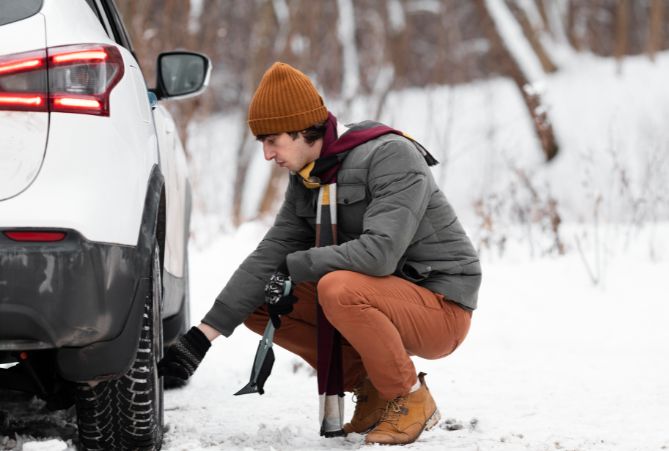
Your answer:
[265,271,297,329]
[158,326,211,382]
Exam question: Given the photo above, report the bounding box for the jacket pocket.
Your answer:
[397,260,433,283]
[337,184,367,233]
[337,184,367,205]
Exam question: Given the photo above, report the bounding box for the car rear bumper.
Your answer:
[0,229,146,351]
[0,167,163,381]
[0,228,151,381]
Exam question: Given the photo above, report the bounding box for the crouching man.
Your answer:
[159,62,481,445]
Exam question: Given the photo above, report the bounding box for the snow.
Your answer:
[5,222,669,450]
[164,220,669,451]
[161,222,669,451]
[187,0,203,34]
[386,0,405,33]
[484,0,545,82]
[405,0,441,15]
[22,441,68,451]
[543,53,669,224]
[337,0,360,100]
[4,46,669,451]
[271,0,290,55]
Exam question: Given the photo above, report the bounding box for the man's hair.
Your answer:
[256,121,327,145]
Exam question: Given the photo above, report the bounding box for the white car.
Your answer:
[0,0,209,449]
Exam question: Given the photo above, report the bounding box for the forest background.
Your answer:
[115,0,669,266]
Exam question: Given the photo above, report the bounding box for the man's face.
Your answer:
[261,133,322,172]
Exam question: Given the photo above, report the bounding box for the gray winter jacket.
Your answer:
[203,124,482,337]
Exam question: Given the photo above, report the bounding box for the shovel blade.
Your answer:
[254,346,275,394]
[234,346,275,396]
[234,381,259,396]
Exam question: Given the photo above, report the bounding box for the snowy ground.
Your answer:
[2,221,668,450]
[160,222,669,451]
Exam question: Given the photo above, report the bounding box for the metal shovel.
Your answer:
[234,320,276,395]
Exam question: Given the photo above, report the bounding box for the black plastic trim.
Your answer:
[56,166,165,381]
[0,166,165,382]
[99,0,133,51]
[57,277,149,381]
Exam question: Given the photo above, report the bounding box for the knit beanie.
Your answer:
[248,62,328,136]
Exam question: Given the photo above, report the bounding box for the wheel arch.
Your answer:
[56,165,166,381]
[156,184,167,279]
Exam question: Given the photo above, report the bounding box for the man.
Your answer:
[159,62,481,445]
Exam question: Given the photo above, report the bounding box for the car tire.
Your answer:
[75,243,164,450]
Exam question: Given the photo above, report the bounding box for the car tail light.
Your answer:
[0,44,124,116]
[48,44,124,116]
[3,231,67,242]
[0,49,47,112]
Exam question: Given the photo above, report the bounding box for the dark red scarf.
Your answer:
[313,112,437,437]
[309,112,437,185]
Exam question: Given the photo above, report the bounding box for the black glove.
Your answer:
[265,271,297,329]
[158,326,211,382]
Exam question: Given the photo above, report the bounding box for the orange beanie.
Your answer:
[247,62,328,136]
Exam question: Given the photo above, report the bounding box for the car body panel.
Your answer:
[0,0,201,380]
[0,13,48,201]
[0,109,157,246]
[0,0,187,282]
[153,104,188,281]
[0,1,157,247]
[0,7,45,54]
[0,112,49,201]
[40,0,115,49]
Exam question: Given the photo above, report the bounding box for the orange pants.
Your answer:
[244,270,471,400]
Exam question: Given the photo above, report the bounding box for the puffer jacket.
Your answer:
[202,123,482,337]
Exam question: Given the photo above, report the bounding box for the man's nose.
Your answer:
[262,144,275,161]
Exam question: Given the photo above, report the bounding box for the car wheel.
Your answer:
[75,243,164,450]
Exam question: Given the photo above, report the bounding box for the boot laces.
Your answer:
[380,396,408,426]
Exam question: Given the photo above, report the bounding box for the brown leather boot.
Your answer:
[364,373,441,445]
[343,378,386,434]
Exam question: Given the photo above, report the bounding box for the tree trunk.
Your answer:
[535,0,549,30]
[566,0,583,51]
[257,165,286,217]
[615,0,629,74]
[647,0,664,62]
[509,0,558,73]
[233,0,277,225]
[475,0,559,162]
[337,0,360,103]
[386,0,409,89]
[541,0,570,47]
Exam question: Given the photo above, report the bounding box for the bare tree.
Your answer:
[647,0,665,61]
[235,0,277,224]
[475,0,559,161]
[615,0,630,73]
[114,0,669,226]
[509,0,558,72]
[566,0,585,51]
[540,0,571,47]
